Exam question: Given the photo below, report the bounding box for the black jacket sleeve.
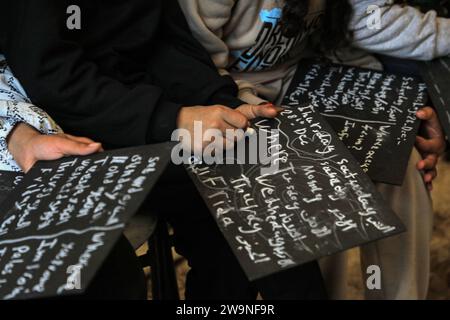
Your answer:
[1,0,244,149]
[148,0,245,109]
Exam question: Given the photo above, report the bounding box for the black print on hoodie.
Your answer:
[229,6,323,72]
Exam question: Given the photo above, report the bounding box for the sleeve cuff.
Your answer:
[0,117,22,172]
[0,101,62,135]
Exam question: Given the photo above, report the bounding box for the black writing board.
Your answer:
[186,84,406,281]
[419,57,450,140]
[0,172,23,205]
[0,143,173,299]
[292,60,427,185]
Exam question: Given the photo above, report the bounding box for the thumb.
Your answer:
[415,135,442,154]
[417,107,443,138]
[238,104,280,120]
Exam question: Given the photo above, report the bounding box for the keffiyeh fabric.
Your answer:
[0,55,62,172]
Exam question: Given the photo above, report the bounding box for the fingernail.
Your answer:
[89,143,101,147]
[246,127,256,136]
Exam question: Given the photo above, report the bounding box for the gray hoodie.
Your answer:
[178,0,450,104]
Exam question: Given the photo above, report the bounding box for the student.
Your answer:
[0,55,147,300]
[0,0,328,299]
[177,0,447,299]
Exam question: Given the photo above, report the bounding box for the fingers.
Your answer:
[236,104,257,119]
[416,153,438,171]
[416,151,438,191]
[417,107,445,141]
[416,107,437,121]
[250,104,281,119]
[237,103,282,120]
[424,168,437,192]
[424,168,437,184]
[415,123,442,189]
[54,137,102,157]
[220,107,249,129]
[415,136,445,155]
[63,134,104,152]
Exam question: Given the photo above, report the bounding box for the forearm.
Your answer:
[350,0,450,60]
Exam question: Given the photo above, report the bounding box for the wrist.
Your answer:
[176,106,190,129]
[7,123,40,170]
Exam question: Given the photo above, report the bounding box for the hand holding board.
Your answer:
[292,60,427,185]
[187,84,405,281]
[0,143,172,299]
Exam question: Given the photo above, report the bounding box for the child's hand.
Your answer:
[236,103,283,120]
[176,104,281,152]
[415,107,446,190]
[177,105,249,152]
[7,123,103,173]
